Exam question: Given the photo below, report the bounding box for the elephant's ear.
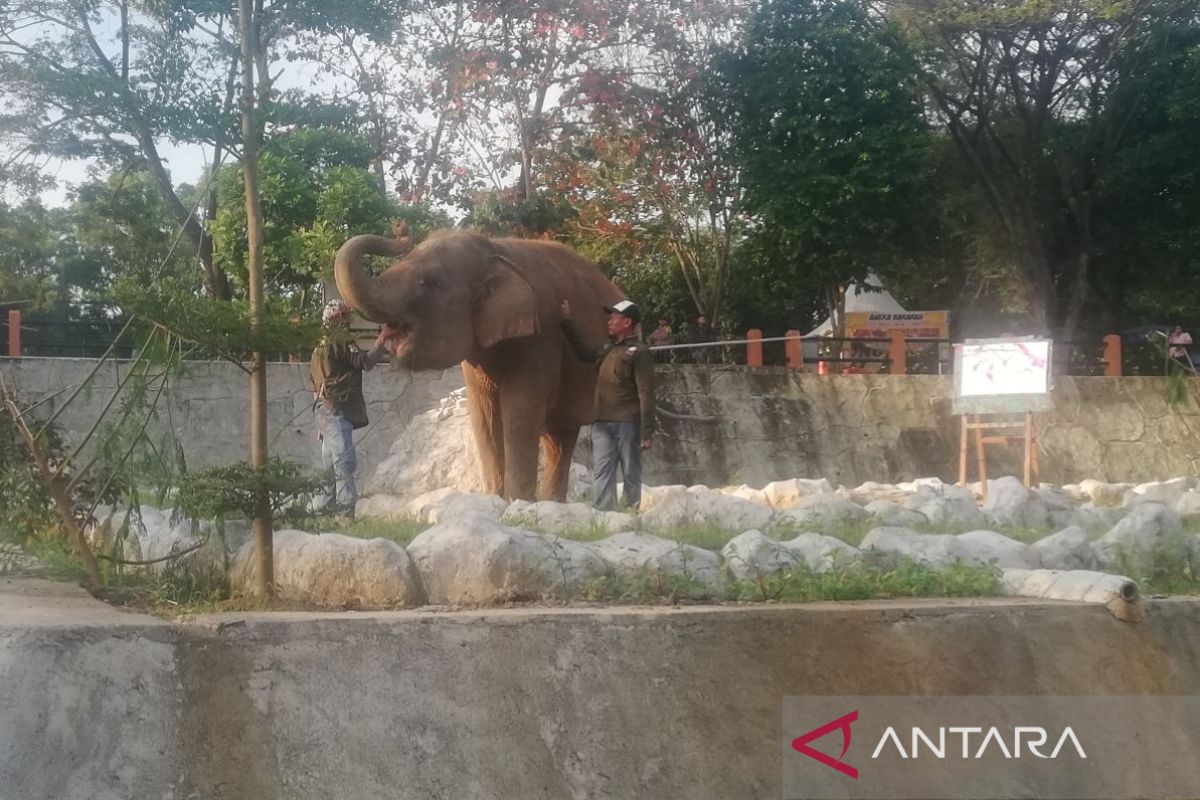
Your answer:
[473,255,539,349]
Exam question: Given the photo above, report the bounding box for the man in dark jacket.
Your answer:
[560,298,656,510]
[309,299,391,514]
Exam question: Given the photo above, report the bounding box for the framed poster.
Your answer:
[952,337,1053,414]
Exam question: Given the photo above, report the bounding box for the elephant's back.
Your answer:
[493,238,624,305]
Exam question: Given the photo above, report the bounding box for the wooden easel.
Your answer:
[958,412,1039,500]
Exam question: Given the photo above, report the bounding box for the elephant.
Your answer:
[333,228,625,502]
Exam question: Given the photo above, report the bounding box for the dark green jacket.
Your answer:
[561,319,656,435]
[309,338,385,429]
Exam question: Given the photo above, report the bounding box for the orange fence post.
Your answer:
[784,329,802,370]
[746,328,763,367]
[7,310,19,358]
[888,331,907,375]
[1102,334,1122,377]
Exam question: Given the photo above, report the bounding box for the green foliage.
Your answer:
[112,277,322,360]
[0,398,61,544]
[1113,534,1200,596]
[315,515,430,547]
[174,458,328,526]
[211,128,403,309]
[721,0,934,323]
[465,190,579,238]
[726,555,1002,603]
[579,568,714,603]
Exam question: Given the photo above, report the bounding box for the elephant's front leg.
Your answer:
[499,388,544,502]
[464,364,505,497]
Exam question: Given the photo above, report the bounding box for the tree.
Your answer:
[1090,16,1200,327]
[0,200,66,314]
[723,0,934,338]
[890,0,1197,337]
[211,127,403,313]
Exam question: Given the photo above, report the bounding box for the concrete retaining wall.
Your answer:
[3,580,1200,799]
[4,357,1200,487]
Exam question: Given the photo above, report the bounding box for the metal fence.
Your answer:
[0,313,1130,376]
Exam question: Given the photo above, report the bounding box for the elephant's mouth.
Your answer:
[381,322,415,358]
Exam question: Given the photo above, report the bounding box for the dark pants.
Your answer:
[591,420,642,510]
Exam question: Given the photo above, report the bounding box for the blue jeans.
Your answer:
[316,406,358,507]
[591,421,642,511]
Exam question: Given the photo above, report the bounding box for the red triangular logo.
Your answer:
[791,710,859,779]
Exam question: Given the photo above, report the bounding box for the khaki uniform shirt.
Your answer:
[308,338,385,429]
[562,320,656,435]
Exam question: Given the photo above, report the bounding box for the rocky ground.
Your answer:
[69,472,1200,614]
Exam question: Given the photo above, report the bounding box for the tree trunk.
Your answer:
[239,0,273,598]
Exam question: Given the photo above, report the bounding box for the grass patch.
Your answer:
[727,555,1003,603]
[767,516,878,547]
[308,514,431,547]
[1112,535,1200,596]
[575,569,714,604]
[506,514,614,543]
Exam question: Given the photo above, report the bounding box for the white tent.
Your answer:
[805,273,908,337]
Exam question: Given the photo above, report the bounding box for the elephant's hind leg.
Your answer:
[539,425,580,502]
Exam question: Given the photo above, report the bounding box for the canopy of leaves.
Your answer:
[721,0,934,314]
[174,457,328,524]
[112,277,322,362]
[211,128,402,308]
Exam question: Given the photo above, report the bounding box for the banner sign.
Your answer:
[952,337,1054,414]
[845,311,949,340]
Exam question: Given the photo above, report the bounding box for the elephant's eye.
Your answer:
[419,274,441,291]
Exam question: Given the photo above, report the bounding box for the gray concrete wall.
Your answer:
[3,580,1200,799]
[649,367,1200,487]
[0,357,463,480]
[4,357,1200,487]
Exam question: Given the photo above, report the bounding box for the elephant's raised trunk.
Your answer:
[333,234,413,323]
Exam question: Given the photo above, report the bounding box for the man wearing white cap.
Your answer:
[560,297,656,510]
[309,299,393,515]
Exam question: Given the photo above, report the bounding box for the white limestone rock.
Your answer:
[87,505,241,572]
[590,531,725,594]
[1077,479,1133,508]
[859,526,967,568]
[1093,502,1184,568]
[780,533,862,572]
[1000,568,1138,604]
[761,478,834,509]
[1066,504,1127,534]
[1031,526,1098,571]
[840,482,910,505]
[364,389,482,502]
[638,484,690,512]
[1033,487,1077,529]
[1173,491,1200,519]
[717,484,771,506]
[230,529,425,607]
[774,494,869,530]
[721,530,800,580]
[901,485,987,529]
[895,477,946,493]
[363,388,589,504]
[864,499,929,529]
[406,516,608,604]
[955,530,1041,569]
[982,476,1050,530]
[354,493,415,522]
[359,489,506,525]
[1122,478,1194,509]
[639,487,775,533]
[503,500,632,536]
